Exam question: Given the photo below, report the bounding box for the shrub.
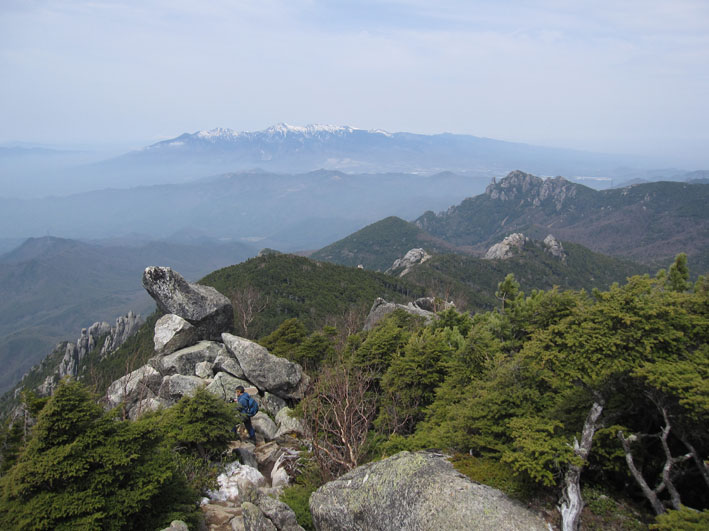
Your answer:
[449,454,536,501]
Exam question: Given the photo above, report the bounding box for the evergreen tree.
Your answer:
[0,380,196,530]
[667,253,690,292]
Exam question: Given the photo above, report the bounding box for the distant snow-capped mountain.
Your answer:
[143,123,391,151]
[111,122,642,178]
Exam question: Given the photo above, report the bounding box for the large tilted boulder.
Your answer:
[142,266,233,340]
[309,451,549,531]
[222,333,309,400]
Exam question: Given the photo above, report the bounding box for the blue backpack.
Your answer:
[243,394,259,417]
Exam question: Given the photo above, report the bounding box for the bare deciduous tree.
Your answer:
[301,362,377,480]
[231,286,268,338]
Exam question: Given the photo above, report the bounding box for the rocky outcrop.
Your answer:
[142,266,233,340]
[153,314,197,354]
[485,170,577,211]
[100,311,142,355]
[484,233,529,260]
[310,451,549,531]
[222,334,309,400]
[543,234,567,262]
[39,312,143,396]
[387,248,431,277]
[363,297,454,331]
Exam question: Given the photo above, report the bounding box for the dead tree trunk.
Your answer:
[618,403,692,515]
[559,399,605,531]
[618,430,666,515]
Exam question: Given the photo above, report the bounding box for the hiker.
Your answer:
[233,385,258,441]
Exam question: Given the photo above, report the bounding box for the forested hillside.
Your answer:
[0,251,707,530]
[310,216,454,271]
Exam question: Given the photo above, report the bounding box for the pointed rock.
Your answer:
[142,266,233,340]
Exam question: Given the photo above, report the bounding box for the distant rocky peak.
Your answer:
[387,248,431,277]
[38,312,143,397]
[486,170,576,210]
[484,233,529,260]
[543,234,567,262]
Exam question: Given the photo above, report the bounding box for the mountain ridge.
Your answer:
[415,170,709,271]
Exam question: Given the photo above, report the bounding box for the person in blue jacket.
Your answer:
[234,385,258,441]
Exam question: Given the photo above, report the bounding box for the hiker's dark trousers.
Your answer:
[244,417,255,440]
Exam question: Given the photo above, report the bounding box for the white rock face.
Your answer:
[130,397,168,418]
[484,233,529,260]
[388,248,432,277]
[206,463,267,502]
[101,312,143,355]
[154,314,197,354]
[260,393,287,417]
[543,234,567,262]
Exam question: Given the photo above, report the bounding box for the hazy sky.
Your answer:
[1,0,708,165]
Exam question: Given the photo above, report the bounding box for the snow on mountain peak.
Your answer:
[195,127,242,140]
[150,123,394,149]
[264,123,356,136]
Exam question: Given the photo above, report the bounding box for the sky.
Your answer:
[1,0,708,165]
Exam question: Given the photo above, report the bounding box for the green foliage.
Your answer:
[667,253,690,292]
[502,416,577,486]
[259,318,308,359]
[0,379,197,530]
[496,273,522,311]
[200,253,425,338]
[400,241,646,314]
[0,420,24,474]
[582,486,646,531]
[311,216,450,271]
[378,326,464,434]
[450,454,537,500]
[650,507,709,530]
[158,387,237,459]
[351,310,417,377]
